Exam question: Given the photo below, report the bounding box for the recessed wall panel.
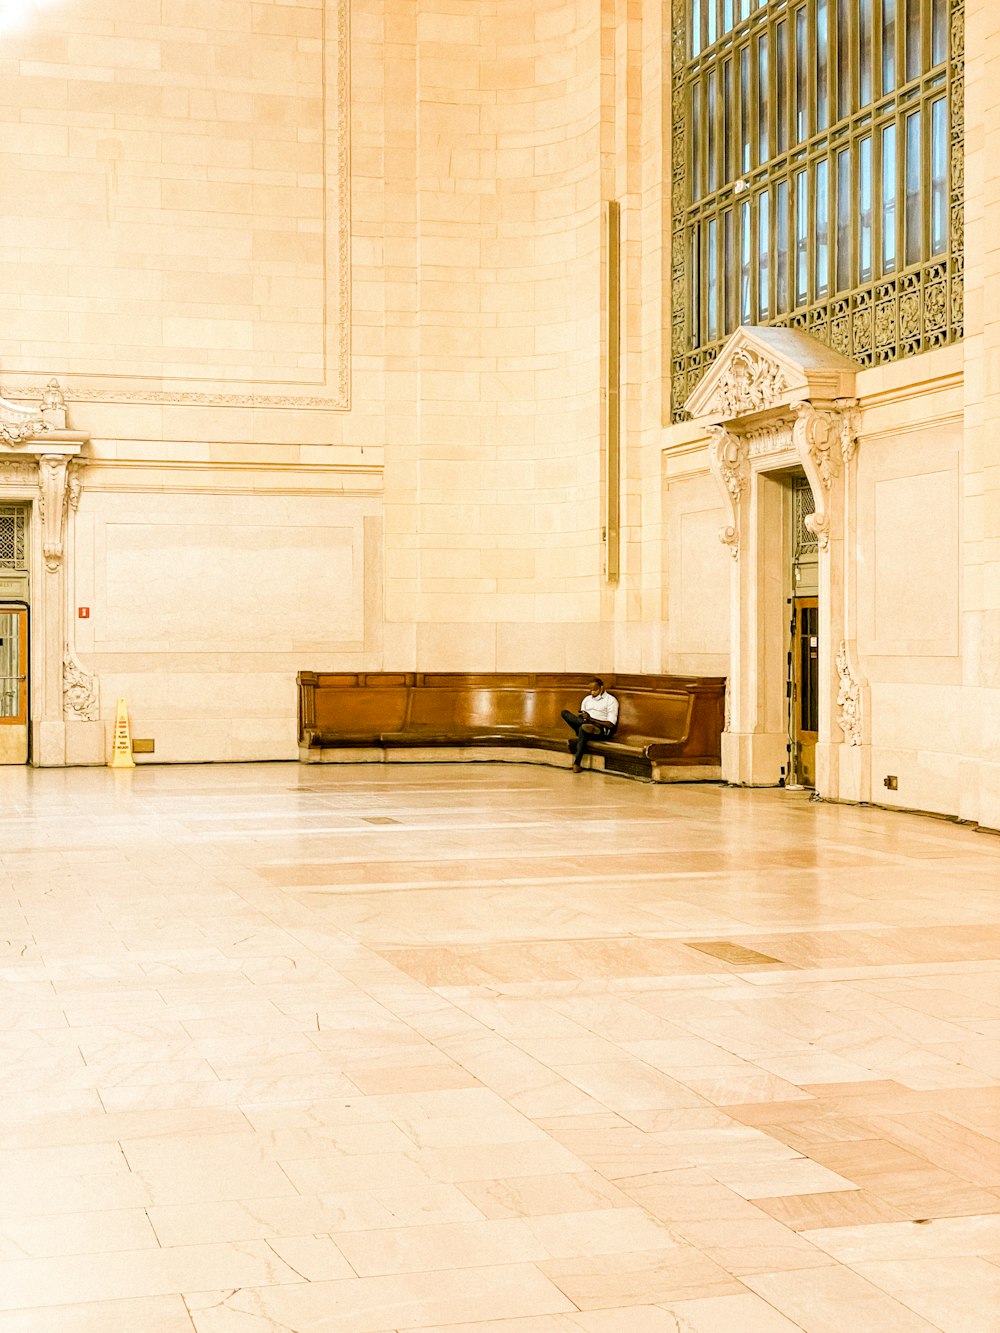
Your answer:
[870,467,959,657]
[0,0,350,405]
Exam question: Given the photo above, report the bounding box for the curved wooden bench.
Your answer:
[298,672,725,782]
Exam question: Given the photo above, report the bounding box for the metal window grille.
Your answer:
[0,506,27,571]
[670,0,964,420]
[793,475,817,558]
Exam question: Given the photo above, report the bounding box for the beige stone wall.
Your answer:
[962,0,1000,828]
[1,0,348,396]
[655,6,1000,828]
[852,349,969,817]
[3,0,998,812]
[1,1,381,762]
[3,0,651,757]
[378,0,613,672]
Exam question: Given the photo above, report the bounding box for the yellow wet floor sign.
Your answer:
[109,697,135,769]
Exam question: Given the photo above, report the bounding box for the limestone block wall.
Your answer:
[962,0,1000,829]
[653,5,1000,829]
[851,350,971,819]
[658,340,997,828]
[68,473,381,763]
[0,0,386,762]
[378,0,614,672]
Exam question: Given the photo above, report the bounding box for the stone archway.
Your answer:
[0,384,98,766]
[686,327,870,803]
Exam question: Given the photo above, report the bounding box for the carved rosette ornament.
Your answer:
[63,646,98,721]
[835,640,863,745]
[707,426,748,559]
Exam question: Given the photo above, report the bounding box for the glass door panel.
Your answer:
[792,596,818,788]
[0,607,28,764]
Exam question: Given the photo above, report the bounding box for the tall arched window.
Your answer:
[670,0,963,417]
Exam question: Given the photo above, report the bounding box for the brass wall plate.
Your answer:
[132,738,155,754]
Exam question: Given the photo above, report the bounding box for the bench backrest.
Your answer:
[615,689,693,742]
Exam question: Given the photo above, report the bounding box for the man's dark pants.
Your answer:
[561,710,615,765]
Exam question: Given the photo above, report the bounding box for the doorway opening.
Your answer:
[0,605,28,764]
[788,474,818,788]
[0,503,31,764]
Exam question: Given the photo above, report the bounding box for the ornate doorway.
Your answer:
[0,384,97,766]
[685,326,870,803]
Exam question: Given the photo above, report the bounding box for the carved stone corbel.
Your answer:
[63,646,99,721]
[791,400,839,550]
[791,398,861,551]
[708,425,748,560]
[36,454,72,572]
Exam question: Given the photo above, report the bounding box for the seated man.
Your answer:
[561,677,619,773]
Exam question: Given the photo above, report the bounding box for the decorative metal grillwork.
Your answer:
[0,506,28,571]
[793,474,818,557]
[670,0,964,420]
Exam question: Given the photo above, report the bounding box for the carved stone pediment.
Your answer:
[0,394,47,445]
[684,326,860,424]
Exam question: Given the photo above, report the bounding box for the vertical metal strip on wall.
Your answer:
[604,199,621,581]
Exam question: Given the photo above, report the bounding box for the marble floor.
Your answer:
[0,761,999,1333]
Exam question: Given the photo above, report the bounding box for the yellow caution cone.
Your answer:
[108,697,136,769]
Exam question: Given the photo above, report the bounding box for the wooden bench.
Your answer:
[297,672,725,782]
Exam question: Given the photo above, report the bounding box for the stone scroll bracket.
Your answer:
[707,426,748,559]
[790,397,861,552]
[37,455,74,573]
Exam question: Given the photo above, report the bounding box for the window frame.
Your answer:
[669,0,964,420]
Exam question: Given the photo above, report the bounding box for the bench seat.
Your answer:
[298,672,726,783]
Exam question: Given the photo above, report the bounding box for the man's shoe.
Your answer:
[572,763,582,773]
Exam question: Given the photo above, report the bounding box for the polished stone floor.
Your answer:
[1,761,999,1332]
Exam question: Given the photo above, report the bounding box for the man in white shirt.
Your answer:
[561,677,619,773]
